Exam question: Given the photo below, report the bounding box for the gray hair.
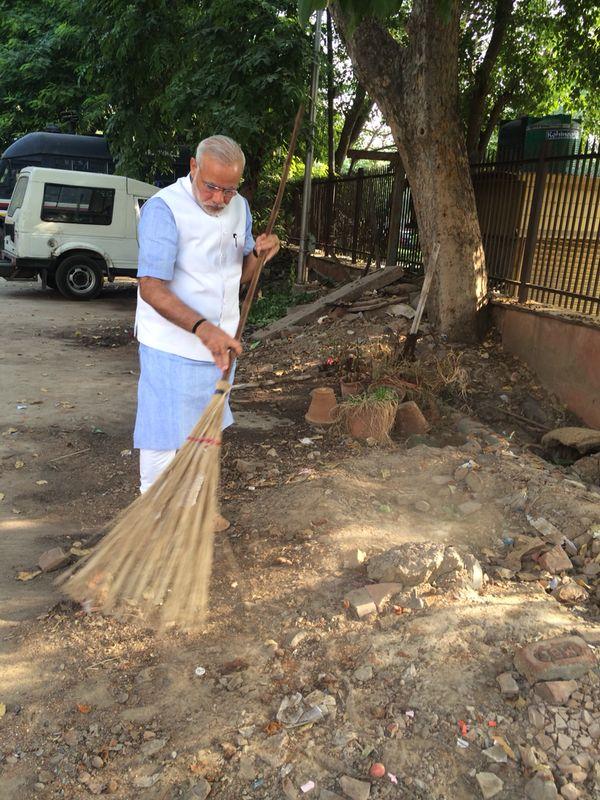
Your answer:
[195,135,245,171]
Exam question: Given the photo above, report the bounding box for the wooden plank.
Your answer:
[347,148,399,162]
[251,265,405,341]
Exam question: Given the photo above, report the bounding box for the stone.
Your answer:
[140,738,166,756]
[541,427,600,456]
[552,582,589,604]
[572,453,600,485]
[588,722,600,739]
[557,733,572,751]
[395,401,429,436]
[538,546,573,573]
[482,745,508,763]
[353,665,373,683]
[560,785,581,800]
[339,775,370,800]
[514,636,595,683]
[525,775,559,800]
[475,772,503,798]
[91,756,104,769]
[255,731,288,768]
[528,707,546,729]
[569,769,586,784]
[414,500,431,512]
[133,774,160,788]
[465,471,484,493]
[235,458,257,475]
[497,672,519,698]
[344,588,377,619]
[37,547,69,572]
[535,681,578,705]
[520,746,542,769]
[364,582,403,612]
[63,729,81,746]
[535,733,554,751]
[458,500,482,516]
[188,777,212,799]
[367,542,481,589]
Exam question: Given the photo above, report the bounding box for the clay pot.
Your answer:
[339,378,364,399]
[305,387,337,426]
[346,406,395,442]
[394,400,429,436]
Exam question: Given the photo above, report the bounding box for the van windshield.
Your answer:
[7,175,29,216]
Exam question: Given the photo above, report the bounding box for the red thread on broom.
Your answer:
[186,436,222,446]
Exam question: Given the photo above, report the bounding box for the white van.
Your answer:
[0,167,158,299]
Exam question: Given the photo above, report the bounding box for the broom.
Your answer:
[60,107,304,629]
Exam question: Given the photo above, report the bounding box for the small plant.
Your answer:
[335,386,399,443]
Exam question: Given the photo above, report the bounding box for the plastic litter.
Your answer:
[388,773,398,784]
[300,438,314,445]
[276,691,335,728]
[251,778,264,790]
[457,738,470,748]
[300,781,315,793]
[194,666,206,677]
[405,709,415,718]
[16,404,28,410]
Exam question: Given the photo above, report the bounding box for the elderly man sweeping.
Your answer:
[133,135,280,524]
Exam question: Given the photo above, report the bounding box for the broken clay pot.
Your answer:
[305,387,337,426]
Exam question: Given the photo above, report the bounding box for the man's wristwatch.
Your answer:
[191,317,207,334]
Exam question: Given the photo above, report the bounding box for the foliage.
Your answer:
[0,0,105,145]
[169,0,311,193]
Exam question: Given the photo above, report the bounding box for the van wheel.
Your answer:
[55,255,104,300]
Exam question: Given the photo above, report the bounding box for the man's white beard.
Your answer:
[191,183,225,215]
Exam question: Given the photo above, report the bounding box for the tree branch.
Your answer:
[330,2,406,136]
[465,0,515,160]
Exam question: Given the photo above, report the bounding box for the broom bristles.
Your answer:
[59,380,231,630]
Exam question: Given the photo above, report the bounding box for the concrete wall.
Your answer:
[493,303,600,429]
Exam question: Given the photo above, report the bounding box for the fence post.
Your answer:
[324,179,335,257]
[518,148,548,302]
[351,168,364,263]
[386,158,405,266]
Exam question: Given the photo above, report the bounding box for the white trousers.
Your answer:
[139,448,176,494]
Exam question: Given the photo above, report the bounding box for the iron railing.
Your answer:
[290,141,600,314]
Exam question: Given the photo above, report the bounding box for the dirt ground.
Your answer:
[1,277,599,800]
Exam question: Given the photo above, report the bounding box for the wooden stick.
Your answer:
[225,105,305,383]
[49,447,91,463]
[498,408,551,431]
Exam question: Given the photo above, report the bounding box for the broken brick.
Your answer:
[514,636,595,683]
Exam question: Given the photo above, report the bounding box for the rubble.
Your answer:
[496,672,520,698]
[37,547,70,572]
[366,542,483,591]
[534,680,578,705]
[514,636,596,682]
[339,775,370,800]
[475,771,504,798]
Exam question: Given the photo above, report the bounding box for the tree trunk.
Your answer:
[334,84,373,173]
[332,0,486,341]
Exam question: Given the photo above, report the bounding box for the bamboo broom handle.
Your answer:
[224,105,305,382]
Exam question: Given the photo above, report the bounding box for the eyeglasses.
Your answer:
[198,173,238,199]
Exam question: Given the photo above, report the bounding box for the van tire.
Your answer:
[55,255,104,300]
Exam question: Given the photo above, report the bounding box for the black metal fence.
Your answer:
[290,141,600,315]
